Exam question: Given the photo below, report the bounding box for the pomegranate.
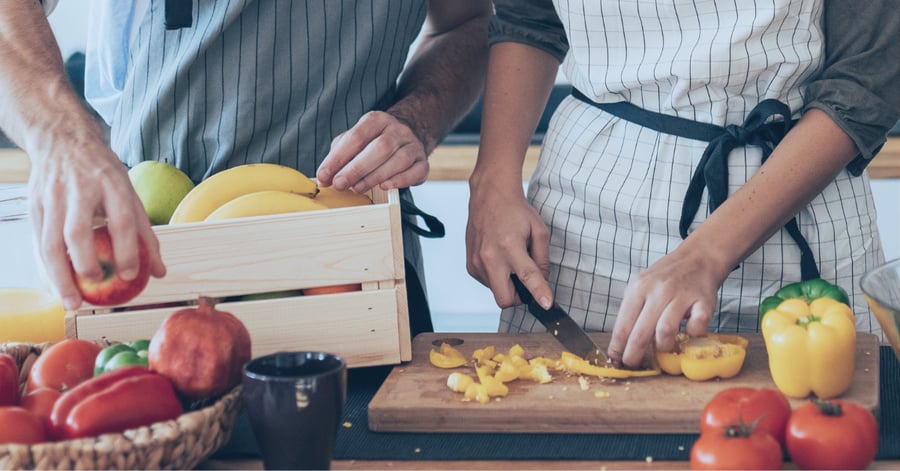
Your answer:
[149,297,251,400]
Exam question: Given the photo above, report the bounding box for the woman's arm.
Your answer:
[608,110,865,369]
[466,41,560,310]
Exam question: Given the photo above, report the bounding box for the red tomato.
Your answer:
[26,339,102,393]
[0,407,48,445]
[691,424,783,470]
[19,387,62,434]
[700,387,791,447]
[0,353,19,406]
[786,399,878,470]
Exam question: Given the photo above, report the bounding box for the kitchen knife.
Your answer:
[510,274,609,366]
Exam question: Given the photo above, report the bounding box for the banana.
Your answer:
[204,190,329,221]
[169,163,319,223]
[313,186,374,208]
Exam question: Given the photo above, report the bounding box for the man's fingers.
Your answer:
[104,196,141,281]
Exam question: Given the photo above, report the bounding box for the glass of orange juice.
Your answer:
[1,184,67,343]
[0,288,66,343]
[861,258,900,361]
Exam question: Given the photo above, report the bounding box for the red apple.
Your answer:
[72,226,151,306]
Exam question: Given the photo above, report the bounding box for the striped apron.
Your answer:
[87,0,440,334]
[500,0,884,338]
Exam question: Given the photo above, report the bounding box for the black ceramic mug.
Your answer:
[242,351,347,470]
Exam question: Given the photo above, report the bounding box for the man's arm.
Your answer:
[316,0,492,193]
[0,1,164,310]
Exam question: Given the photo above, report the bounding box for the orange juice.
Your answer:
[0,288,66,343]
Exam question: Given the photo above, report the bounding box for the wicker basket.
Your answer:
[0,341,243,470]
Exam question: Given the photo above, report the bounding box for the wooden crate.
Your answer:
[64,187,411,368]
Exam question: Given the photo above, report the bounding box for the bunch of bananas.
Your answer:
[168,163,372,224]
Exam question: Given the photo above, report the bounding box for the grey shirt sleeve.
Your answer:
[803,0,900,176]
[489,0,569,63]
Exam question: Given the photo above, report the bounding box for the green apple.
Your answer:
[128,160,195,225]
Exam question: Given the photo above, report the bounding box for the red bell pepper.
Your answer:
[50,365,182,440]
[63,373,183,439]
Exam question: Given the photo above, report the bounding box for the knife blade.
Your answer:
[510,274,609,366]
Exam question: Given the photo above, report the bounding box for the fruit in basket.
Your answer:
[0,407,48,445]
[0,353,18,406]
[149,297,252,400]
[128,160,196,225]
[27,339,102,393]
[72,226,151,306]
[19,387,62,433]
[204,190,328,221]
[94,340,150,375]
[169,163,319,223]
[50,366,182,440]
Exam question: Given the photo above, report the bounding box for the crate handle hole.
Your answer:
[431,337,464,347]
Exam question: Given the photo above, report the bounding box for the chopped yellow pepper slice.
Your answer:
[429,342,467,368]
[447,372,475,392]
[655,333,748,381]
[559,351,661,378]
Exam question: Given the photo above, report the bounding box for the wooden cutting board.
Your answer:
[368,332,880,434]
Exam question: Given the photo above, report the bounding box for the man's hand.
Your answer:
[316,111,429,193]
[28,133,166,311]
[317,0,490,193]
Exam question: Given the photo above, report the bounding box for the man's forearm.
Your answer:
[387,1,491,155]
[0,1,100,159]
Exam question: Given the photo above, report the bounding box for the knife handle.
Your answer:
[510,274,535,305]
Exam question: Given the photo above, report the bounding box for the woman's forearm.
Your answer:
[680,108,860,274]
[469,42,560,194]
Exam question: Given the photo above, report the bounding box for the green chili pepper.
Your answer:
[759,279,850,320]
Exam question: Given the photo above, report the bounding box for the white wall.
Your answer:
[46,2,88,59]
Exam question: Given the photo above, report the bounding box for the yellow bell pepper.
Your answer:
[655,333,749,381]
[761,297,856,399]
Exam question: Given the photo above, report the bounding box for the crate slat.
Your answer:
[67,187,411,367]
[67,289,406,367]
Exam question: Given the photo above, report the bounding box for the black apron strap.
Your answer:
[165,0,193,30]
[399,193,446,239]
[571,89,820,280]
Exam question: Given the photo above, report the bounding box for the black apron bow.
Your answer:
[571,89,819,280]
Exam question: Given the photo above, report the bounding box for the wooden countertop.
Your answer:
[427,138,900,181]
[3,137,899,184]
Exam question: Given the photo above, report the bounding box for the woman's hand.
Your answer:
[607,244,730,369]
[465,181,553,310]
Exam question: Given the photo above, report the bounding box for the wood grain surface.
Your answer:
[368,332,880,434]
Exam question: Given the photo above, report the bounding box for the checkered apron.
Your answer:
[500,0,885,337]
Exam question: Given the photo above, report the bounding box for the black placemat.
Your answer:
[217,346,900,461]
